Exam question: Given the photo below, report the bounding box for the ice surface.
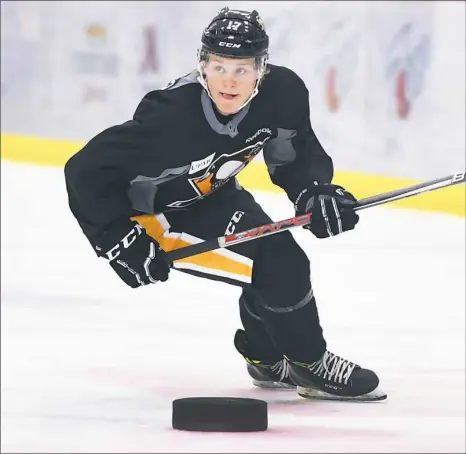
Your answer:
[1,161,465,453]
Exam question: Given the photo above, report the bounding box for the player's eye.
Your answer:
[213,65,225,73]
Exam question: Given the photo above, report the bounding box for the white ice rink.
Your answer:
[1,161,465,453]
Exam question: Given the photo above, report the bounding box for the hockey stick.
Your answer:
[162,172,465,262]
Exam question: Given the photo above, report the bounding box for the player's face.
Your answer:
[204,55,258,115]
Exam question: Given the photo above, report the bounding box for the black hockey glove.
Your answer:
[294,183,359,239]
[95,219,171,288]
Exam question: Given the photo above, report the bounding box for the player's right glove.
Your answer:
[294,182,359,239]
[94,219,171,288]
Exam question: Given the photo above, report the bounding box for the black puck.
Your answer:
[172,397,268,432]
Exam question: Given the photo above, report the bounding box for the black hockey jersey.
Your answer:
[64,64,334,244]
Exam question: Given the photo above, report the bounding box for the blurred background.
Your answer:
[1,0,465,181]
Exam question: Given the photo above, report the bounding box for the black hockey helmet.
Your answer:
[200,7,269,59]
[196,7,269,112]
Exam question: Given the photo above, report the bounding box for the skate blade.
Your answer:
[297,386,387,402]
[253,379,296,390]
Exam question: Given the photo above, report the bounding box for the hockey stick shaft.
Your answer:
[162,172,465,262]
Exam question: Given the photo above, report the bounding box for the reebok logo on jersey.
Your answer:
[245,128,272,143]
[189,152,216,174]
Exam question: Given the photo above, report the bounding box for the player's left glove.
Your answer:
[294,183,359,239]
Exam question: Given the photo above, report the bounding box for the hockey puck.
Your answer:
[172,397,268,432]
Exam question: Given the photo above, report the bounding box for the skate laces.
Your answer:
[270,359,290,382]
[308,351,356,385]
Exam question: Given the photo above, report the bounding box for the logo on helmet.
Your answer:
[219,42,241,48]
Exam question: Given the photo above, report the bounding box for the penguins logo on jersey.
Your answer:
[166,132,272,208]
[188,137,270,197]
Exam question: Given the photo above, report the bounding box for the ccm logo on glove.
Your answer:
[95,219,171,288]
[105,224,144,261]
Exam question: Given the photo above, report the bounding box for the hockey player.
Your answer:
[64,7,386,401]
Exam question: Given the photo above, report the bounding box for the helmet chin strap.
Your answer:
[196,61,265,115]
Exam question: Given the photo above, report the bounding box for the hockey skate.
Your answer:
[287,351,387,402]
[234,329,296,389]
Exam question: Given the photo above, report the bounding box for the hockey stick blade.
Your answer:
[161,172,465,262]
